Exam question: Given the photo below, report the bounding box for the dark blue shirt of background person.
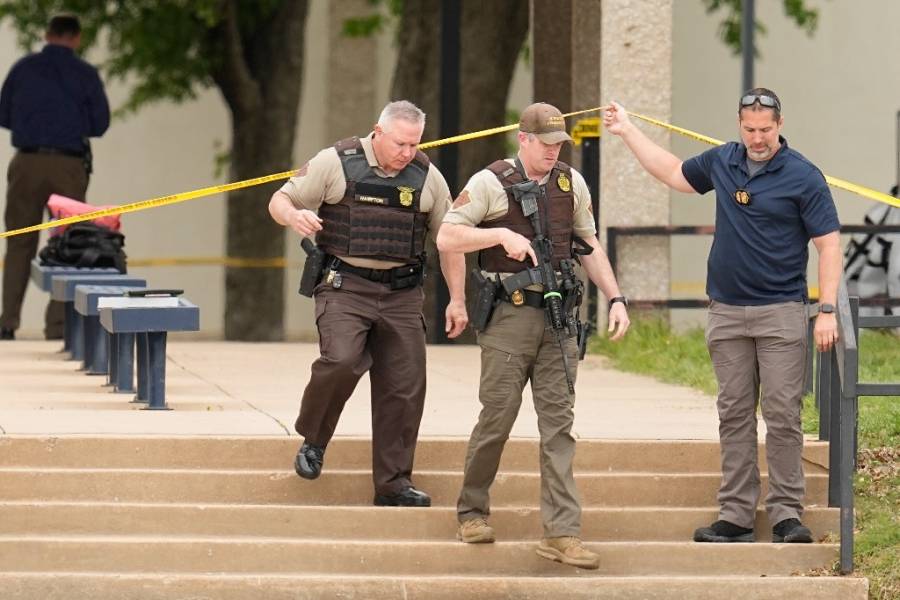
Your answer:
[682,139,840,305]
[0,32,109,154]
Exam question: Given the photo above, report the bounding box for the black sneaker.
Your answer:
[772,518,813,543]
[693,519,754,543]
[294,442,325,480]
[0,328,14,340]
[374,486,431,507]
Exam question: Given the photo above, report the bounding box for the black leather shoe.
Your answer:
[374,486,431,507]
[693,519,754,543]
[294,442,325,480]
[772,518,813,543]
[0,328,14,340]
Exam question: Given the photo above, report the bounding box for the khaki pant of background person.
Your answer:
[458,301,582,538]
[295,275,427,496]
[2,152,88,337]
[706,300,809,529]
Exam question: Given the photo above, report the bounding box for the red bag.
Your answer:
[47,194,121,235]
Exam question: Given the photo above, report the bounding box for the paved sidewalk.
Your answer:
[0,340,721,439]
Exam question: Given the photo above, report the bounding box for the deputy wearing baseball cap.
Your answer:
[437,102,630,569]
[518,102,574,145]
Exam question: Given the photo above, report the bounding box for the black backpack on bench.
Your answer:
[39,222,128,273]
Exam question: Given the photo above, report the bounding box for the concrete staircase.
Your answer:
[0,436,867,599]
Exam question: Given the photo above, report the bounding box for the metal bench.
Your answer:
[50,274,147,361]
[74,285,150,375]
[99,296,200,410]
[30,259,120,291]
[30,260,119,346]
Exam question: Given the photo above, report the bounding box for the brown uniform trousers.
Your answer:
[2,152,88,337]
[458,301,582,538]
[706,300,809,529]
[296,272,427,496]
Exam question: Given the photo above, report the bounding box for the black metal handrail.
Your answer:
[815,278,900,574]
[835,280,858,575]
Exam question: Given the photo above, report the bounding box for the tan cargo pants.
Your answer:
[706,300,809,529]
[457,301,582,538]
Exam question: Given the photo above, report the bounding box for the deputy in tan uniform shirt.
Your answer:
[269,100,467,508]
[437,103,630,569]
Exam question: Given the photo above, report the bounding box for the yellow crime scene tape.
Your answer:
[0,107,604,244]
[2,104,897,252]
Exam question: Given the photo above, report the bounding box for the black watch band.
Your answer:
[609,296,628,307]
[819,303,835,314]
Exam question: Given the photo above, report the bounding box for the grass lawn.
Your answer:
[590,316,899,600]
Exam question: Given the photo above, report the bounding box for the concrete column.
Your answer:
[600,0,672,306]
[327,1,379,140]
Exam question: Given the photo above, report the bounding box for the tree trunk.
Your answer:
[390,1,442,145]
[211,0,309,340]
[390,0,528,343]
[457,2,529,187]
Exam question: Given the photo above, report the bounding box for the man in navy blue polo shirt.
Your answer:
[0,13,110,340]
[603,89,841,544]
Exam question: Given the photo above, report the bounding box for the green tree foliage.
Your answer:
[702,0,819,55]
[342,0,402,38]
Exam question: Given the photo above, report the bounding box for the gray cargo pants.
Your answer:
[706,300,809,529]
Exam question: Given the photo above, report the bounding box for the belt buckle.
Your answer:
[510,289,525,306]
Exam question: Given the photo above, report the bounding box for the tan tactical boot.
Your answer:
[536,536,600,569]
[457,518,496,543]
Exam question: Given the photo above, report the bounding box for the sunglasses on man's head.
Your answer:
[740,94,780,111]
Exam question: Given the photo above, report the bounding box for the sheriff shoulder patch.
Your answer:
[452,191,471,209]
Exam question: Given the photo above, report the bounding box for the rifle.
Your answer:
[505,177,579,393]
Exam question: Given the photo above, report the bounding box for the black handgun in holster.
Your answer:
[298,238,327,297]
[470,269,500,332]
[576,320,592,360]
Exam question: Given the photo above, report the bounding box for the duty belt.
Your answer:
[19,146,85,158]
[334,260,423,287]
[500,288,545,309]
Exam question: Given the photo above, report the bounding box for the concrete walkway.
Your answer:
[0,340,722,439]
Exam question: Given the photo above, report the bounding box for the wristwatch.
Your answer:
[819,303,835,314]
[609,296,628,307]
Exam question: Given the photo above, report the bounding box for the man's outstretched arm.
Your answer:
[603,101,697,194]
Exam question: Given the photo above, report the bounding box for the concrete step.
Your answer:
[0,436,830,473]
[0,468,831,506]
[0,537,841,577]
[0,502,839,541]
[0,573,868,600]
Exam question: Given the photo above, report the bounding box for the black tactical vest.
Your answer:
[317,137,430,263]
[478,160,575,273]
